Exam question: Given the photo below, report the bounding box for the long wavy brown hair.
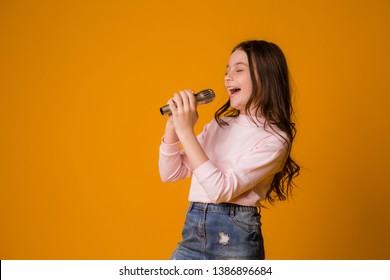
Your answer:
[215,40,300,204]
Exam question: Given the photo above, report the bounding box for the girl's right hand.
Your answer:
[168,89,198,139]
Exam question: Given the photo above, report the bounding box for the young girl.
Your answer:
[158,40,300,260]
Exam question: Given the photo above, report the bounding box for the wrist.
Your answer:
[177,129,196,143]
[164,124,179,144]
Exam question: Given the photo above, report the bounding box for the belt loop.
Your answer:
[230,204,235,218]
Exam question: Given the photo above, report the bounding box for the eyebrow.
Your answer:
[226,62,248,68]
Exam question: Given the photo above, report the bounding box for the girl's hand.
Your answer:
[164,89,208,170]
[168,89,198,139]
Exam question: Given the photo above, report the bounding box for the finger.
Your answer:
[172,92,183,112]
[187,89,195,95]
[180,90,190,111]
[184,89,196,110]
[168,98,177,114]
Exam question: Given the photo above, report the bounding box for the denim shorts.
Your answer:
[170,202,265,260]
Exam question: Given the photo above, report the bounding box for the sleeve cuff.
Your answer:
[160,137,181,155]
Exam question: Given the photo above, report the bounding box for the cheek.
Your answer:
[243,80,253,96]
[243,91,252,103]
[242,75,253,90]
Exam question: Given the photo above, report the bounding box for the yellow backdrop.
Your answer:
[1,0,389,259]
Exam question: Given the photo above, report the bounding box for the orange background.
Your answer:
[1,0,389,259]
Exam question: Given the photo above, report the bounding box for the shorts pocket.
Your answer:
[230,211,261,233]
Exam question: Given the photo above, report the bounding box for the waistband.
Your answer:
[189,202,260,213]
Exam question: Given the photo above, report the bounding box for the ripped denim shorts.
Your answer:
[170,202,265,260]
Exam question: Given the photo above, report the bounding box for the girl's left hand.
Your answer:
[168,89,199,139]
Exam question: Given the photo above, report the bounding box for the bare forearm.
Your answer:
[163,120,179,144]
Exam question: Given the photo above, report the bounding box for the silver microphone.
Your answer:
[160,89,215,115]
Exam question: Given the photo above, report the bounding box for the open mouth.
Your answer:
[228,87,241,97]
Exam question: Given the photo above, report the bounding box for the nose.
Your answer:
[224,72,233,82]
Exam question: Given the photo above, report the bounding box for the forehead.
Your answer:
[227,49,249,67]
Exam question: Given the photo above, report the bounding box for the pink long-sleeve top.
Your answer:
[158,115,288,206]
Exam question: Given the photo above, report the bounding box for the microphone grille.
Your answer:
[196,89,215,101]
[196,89,215,105]
[201,89,215,98]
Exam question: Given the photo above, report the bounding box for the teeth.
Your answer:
[228,87,240,93]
